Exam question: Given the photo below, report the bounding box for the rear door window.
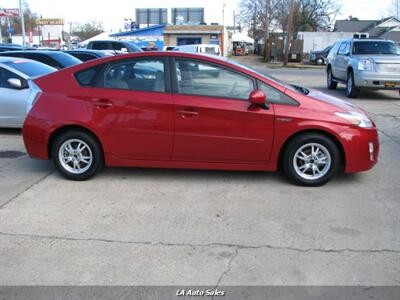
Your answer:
[99,59,166,93]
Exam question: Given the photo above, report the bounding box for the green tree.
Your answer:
[71,21,104,41]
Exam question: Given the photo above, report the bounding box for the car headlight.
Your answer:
[358,59,373,71]
[334,111,373,128]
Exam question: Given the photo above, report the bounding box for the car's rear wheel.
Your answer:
[346,71,359,98]
[52,130,103,180]
[281,133,341,186]
[327,68,337,89]
[316,58,324,65]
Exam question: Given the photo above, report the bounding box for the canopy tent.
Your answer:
[232,32,254,44]
[80,32,112,45]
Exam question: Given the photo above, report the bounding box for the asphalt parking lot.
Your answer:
[0,56,399,286]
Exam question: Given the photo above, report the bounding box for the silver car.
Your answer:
[326,38,400,98]
[0,57,56,128]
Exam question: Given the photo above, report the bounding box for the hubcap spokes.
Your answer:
[59,139,93,174]
[293,143,331,180]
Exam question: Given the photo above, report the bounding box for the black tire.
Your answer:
[327,67,337,89]
[346,71,359,98]
[51,130,104,180]
[281,133,341,186]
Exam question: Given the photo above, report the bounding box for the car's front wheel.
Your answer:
[346,71,359,98]
[316,58,324,65]
[281,133,341,186]
[327,68,337,89]
[52,130,104,180]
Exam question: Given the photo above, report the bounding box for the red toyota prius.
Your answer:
[22,51,379,186]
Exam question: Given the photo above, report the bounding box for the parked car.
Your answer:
[309,45,332,65]
[22,52,379,186]
[0,43,23,52]
[86,40,142,53]
[64,49,115,62]
[326,38,400,97]
[173,44,221,56]
[163,46,176,51]
[0,57,56,128]
[0,51,81,69]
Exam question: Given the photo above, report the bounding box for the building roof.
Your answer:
[333,17,400,42]
[110,24,166,37]
[334,20,378,32]
[380,31,400,42]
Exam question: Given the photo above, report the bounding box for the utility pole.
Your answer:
[263,0,270,61]
[233,10,236,34]
[222,0,225,27]
[19,0,26,47]
[284,0,295,66]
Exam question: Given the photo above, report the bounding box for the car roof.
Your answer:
[0,56,30,63]
[0,50,65,55]
[54,51,230,73]
[337,38,395,43]
[89,40,124,43]
[65,49,106,54]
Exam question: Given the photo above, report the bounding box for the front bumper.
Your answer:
[354,71,400,90]
[340,126,379,173]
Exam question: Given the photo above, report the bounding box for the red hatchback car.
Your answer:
[22,52,379,186]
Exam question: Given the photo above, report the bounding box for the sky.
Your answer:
[0,0,395,32]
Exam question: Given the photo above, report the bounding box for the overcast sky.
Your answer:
[1,0,395,32]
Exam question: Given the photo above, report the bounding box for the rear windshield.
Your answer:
[3,60,56,77]
[352,41,400,55]
[51,52,82,66]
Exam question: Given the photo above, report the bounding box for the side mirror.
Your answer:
[121,47,128,53]
[248,89,269,110]
[7,78,27,89]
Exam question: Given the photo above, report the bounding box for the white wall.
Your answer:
[298,32,356,53]
[11,35,41,46]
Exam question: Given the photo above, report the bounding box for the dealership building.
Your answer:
[109,0,230,55]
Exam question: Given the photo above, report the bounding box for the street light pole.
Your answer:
[19,0,26,47]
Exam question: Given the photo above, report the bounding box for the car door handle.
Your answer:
[177,110,199,118]
[91,98,113,108]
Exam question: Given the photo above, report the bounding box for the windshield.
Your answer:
[323,46,332,52]
[51,52,82,66]
[3,60,56,77]
[125,42,143,52]
[353,41,400,55]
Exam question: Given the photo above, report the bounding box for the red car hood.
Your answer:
[306,89,367,115]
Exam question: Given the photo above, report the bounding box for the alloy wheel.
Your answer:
[293,143,332,180]
[58,139,93,174]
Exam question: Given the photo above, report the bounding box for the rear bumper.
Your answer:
[340,126,379,173]
[354,71,400,89]
[22,116,51,160]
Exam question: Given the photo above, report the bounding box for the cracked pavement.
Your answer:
[0,57,399,286]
